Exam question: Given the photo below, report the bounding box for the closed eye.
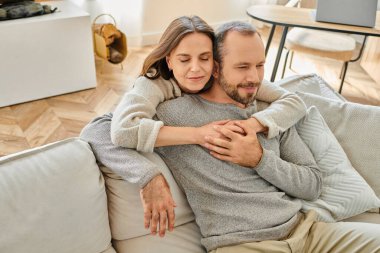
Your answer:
[257,61,265,68]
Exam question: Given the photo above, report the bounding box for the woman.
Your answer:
[110,15,306,153]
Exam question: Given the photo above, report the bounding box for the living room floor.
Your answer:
[0,26,379,157]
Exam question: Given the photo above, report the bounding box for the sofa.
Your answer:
[1,74,379,253]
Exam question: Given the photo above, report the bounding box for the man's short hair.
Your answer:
[214,21,258,67]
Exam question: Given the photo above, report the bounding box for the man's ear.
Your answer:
[213,61,220,78]
[166,56,172,70]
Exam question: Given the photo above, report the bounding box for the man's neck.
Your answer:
[199,81,246,109]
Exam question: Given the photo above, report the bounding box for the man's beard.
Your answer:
[219,72,261,106]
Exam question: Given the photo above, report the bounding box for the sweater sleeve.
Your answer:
[80,113,162,188]
[254,80,307,139]
[111,76,182,152]
[254,127,322,201]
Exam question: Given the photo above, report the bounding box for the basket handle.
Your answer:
[93,14,117,26]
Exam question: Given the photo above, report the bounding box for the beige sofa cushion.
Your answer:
[343,212,380,224]
[296,92,380,199]
[0,138,115,253]
[113,222,206,253]
[101,152,195,240]
[296,107,380,221]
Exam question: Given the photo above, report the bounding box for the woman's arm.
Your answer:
[82,113,162,187]
[253,80,307,138]
[112,76,234,151]
[155,126,198,147]
[111,76,182,152]
[154,120,240,148]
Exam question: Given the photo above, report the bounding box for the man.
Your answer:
[81,21,380,252]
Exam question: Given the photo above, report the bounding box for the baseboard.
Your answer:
[127,18,250,47]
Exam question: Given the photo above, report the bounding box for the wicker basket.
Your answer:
[92,14,127,64]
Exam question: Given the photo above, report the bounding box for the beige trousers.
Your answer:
[210,211,380,253]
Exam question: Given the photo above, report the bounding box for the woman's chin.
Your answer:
[186,89,202,94]
[181,85,205,94]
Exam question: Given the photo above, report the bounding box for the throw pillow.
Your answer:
[296,106,380,222]
[296,91,380,199]
[274,73,324,95]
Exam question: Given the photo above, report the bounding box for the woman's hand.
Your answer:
[231,117,267,134]
[195,120,245,146]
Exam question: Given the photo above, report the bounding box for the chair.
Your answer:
[281,0,362,94]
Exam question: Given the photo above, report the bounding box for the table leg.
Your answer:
[350,35,368,63]
[270,26,288,82]
[265,24,276,56]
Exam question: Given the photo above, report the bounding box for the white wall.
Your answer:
[69,0,144,46]
[69,0,256,46]
[69,0,380,46]
[139,0,252,45]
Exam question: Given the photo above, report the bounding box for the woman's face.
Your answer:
[166,32,214,93]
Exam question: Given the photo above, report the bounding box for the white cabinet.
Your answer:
[0,1,96,107]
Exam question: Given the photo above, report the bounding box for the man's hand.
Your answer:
[140,174,176,237]
[204,120,263,168]
[196,120,245,146]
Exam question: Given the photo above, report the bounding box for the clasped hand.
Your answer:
[199,118,264,168]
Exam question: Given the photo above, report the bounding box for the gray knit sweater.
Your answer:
[80,95,321,252]
[110,76,307,152]
[154,95,322,251]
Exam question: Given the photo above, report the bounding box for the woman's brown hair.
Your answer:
[141,15,215,81]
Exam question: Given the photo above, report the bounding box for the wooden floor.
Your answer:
[1,26,379,157]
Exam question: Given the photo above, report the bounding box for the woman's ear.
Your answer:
[166,56,172,70]
[213,61,219,78]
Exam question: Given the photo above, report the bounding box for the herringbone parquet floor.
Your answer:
[0,46,153,157]
[1,27,379,157]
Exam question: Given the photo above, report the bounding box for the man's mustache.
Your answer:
[237,82,261,88]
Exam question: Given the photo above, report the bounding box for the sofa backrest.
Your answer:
[0,138,115,253]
